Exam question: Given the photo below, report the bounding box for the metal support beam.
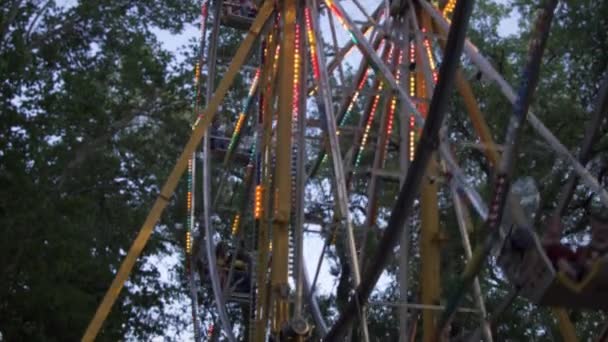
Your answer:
[451,185,493,342]
[409,9,443,341]
[202,0,236,339]
[323,0,474,337]
[421,0,608,207]
[397,14,412,342]
[324,0,423,127]
[254,29,280,342]
[436,0,558,334]
[81,2,275,340]
[359,33,396,270]
[309,1,370,340]
[420,153,441,342]
[322,1,489,223]
[270,0,296,334]
[293,4,309,336]
[436,16,576,340]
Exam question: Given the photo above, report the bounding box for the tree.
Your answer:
[2,0,607,340]
[0,0,200,340]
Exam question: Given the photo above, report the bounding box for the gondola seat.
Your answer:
[221,1,256,30]
[499,229,608,310]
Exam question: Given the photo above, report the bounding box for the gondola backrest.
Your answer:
[498,228,555,303]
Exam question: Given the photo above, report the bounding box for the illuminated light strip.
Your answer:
[355,84,383,167]
[338,38,386,135]
[185,2,207,338]
[355,43,395,167]
[340,24,374,61]
[409,41,416,97]
[305,8,321,81]
[384,95,396,157]
[320,40,385,166]
[325,0,358,44]
[291,23,301,212]
[186,231,192,255]
[227,69,261,151]
[249,132,258,160]
[186,158,194,254]
[338,68,370,128]
[254,185,263,219]
[383,50,404,159]
[263,34,272,59]
[307,12,383,97]
[305,8,331,169]
[443,0,457,20]
[409,116,416,161]
[192,1,209,129]
[231,214,241,236]
[292,23,301,123]
[409,41,416,162]
[263,45,280,127]
[195,62,200,84]
[422,28,439,83]
[272,45,281,75]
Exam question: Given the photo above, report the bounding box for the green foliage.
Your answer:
[0,0,199,340]
[3,0,608,340]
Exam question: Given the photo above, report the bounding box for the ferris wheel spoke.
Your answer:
[451,182,494,342]
[325,0,475,338]
[437,0,558,334]
[307,0,371,339]
[202,1,237,340]
[422,0,608,208]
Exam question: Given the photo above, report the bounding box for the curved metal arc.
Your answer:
[303,257,330,336]
[203,1,236,340]
[203,2,275,341]
[219,168,255,301]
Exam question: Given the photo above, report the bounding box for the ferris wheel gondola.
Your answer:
[220,1,257,30]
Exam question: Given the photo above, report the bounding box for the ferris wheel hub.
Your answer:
[287,317,311,337]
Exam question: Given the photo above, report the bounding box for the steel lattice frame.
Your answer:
[81,0,608,341]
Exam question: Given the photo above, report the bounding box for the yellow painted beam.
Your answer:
[418,12,442,340]
[270,0,296,334]
[455,72,499,167]
[432,16,498,167]
[81,3,275,341]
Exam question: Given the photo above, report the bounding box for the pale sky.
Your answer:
[51,0,523,339]
[149,1,524,339]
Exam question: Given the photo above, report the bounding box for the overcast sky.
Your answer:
[149,1,523,339]
[51,0,522,339]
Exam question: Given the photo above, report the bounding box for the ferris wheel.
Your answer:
[82,0,608,341]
